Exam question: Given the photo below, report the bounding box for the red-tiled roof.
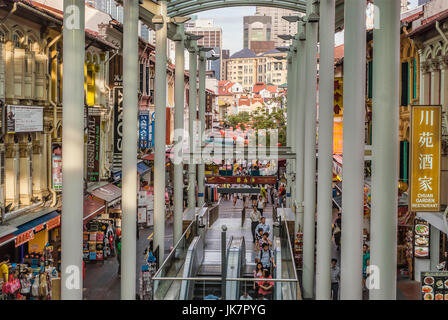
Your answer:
[402,11,424,24]
[265,85,277,94]
[253,83,266,94]
[238,97,250,106]
[218,81,235,96]
[408,9,448,37]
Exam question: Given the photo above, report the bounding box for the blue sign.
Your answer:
[150,112,155,148]
[139,113,150,149]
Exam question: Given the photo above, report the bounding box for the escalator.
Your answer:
[153,203,300,300]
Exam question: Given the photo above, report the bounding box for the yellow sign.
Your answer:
[410,106,441,212]
[333,121,343,155]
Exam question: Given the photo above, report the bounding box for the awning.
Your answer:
[13,211,60,236]
[141,149,172,161]
[13,211,60,247]
[90,183,122,203]
[137,161,151,175]
[83,196,106,223]
[0,233,16,247]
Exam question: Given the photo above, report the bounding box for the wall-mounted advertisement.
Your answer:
[52,143,62,192]
[414,218,430,259]
[87,113,101,182]
[7,105,43,133]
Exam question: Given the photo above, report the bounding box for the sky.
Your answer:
[197,0,420,55]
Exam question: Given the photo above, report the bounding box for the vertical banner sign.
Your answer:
[139,113,149,149]
[52,144,62,191]
[410,106,441,212]
[87,112,101,182]
[113,86,124,154]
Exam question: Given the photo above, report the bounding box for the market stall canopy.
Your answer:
[13,211,60,247]
[90,183,122,204]
[83,196,106,223]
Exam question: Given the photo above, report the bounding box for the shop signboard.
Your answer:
[139,113,150,149]
[15,229,34,247]
[206,176,277,184]
[421,271,448,300]
[113,86,124,153]
[333,121,343,155]
[87,113,101,182]
[52,143,62,191]
[6,105,43,133]
[138,207,147,224]
[414,218,430,259]
[410,106,441,212]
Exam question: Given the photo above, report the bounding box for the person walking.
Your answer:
[249,206,261,243]
[362,244,370,291]
[257,196,265,217]
[256,216,271,235]
[116,236,122,277]
[259,243,276,271]
[330,258,340,300]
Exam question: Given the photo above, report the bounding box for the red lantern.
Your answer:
[233,136,237,141]
[277,143,282,146]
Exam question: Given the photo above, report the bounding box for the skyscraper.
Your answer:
[185,19,223,79]
[255,7,303,47]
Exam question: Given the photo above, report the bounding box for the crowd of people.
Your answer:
[0,253,59,300]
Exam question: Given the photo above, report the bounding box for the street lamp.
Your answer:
[276,47,290,53]
[282,15,301,23]
[278,34,295,41]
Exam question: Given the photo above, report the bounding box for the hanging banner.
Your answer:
[139,113,150,149]
[410,106,441,212]
[52,143,62,191]
[87,112,101,182]
[7,105,43,133]
[113,86,124,154]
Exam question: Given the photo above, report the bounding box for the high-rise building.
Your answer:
[255,7,303,47]
[185,19,223,79]
[243,16,272,49]
[185,19,223,49]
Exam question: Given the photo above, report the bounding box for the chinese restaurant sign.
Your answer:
[410,106,441,212]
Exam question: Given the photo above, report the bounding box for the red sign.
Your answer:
[47,216,61,231]
[206,176,277,184]
[15,230,34,247]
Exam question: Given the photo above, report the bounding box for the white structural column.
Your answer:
[295,21,306,234]
[340,0,366,300]
[370,0,400,300]
[174,24,185,245]
[302,3,319,299]
[61,0,85,300]
[153,0,168,266]
[286,41,297,208]
[121,0,139,300]
[197,50,206,207]
[188,43,198,209]
[316,0,335,300]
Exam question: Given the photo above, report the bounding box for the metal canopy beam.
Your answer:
[167,0,308,17]
[138,0,345,43]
